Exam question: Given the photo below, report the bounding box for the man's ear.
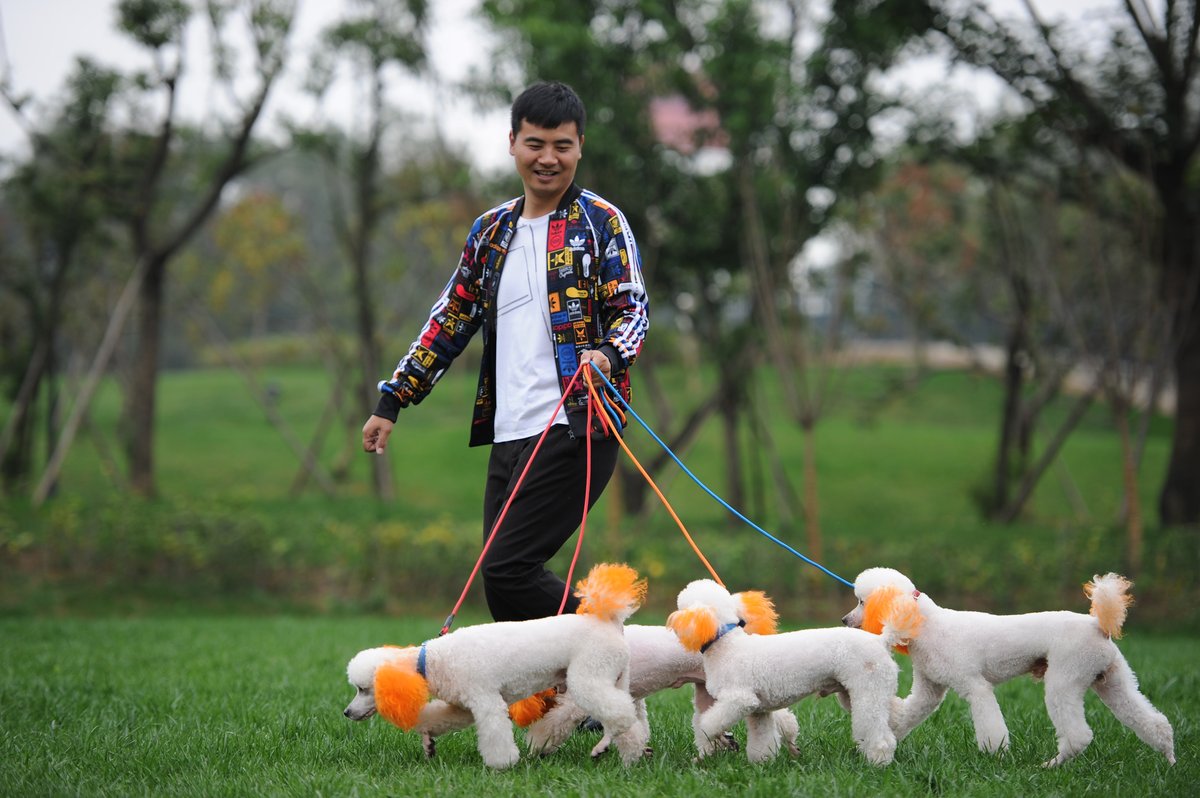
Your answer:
[578,133,584,154]
[509,130,516,155]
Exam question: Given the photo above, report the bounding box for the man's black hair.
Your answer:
[510,81,586,137]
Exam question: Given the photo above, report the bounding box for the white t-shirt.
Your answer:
[493,212,568,442]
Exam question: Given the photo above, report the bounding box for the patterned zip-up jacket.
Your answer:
[373,183,649,446]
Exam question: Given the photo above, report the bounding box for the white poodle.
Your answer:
[524,622,800,759]
[344,562,648,769]
[666,579,921,765]
[843,567,1176,767]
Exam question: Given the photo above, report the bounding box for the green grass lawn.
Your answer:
[2,361,1195,625]
[0,615,1193,797]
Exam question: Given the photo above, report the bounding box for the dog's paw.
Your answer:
[422,733,436,759]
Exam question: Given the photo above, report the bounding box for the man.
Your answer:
[362,81,649,621]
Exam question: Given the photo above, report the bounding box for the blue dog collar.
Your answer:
[416,642,428,677]
[701,619,745,653]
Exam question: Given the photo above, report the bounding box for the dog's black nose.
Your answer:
[344,708,352,718]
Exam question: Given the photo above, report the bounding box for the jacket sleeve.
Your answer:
[372,217,488,420]
[594,206,649,373]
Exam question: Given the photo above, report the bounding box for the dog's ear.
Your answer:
[734,591,778,635]
[862,584,924,647]
[375,658,429,731]
[667,605,719,652]
[861,585,901,635]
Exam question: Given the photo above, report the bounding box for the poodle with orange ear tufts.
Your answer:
[344,562,648,769]
[666,578,921,766]
[524,587,798,762]
[844,567,1175,767]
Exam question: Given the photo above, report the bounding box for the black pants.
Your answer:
[481,425,618,621]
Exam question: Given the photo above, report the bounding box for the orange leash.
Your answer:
[584,374,724,587]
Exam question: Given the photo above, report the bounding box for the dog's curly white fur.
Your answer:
[344,563,648,769]
[843,567,1176,767]
[667,579,920,765]
[524,623,800,759]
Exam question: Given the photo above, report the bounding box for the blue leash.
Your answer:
[586,362,854,589]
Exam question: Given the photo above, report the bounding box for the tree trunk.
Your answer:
[718,374,745,521]
[0,340,47,491]
[1159,331,1200,525]
[1156,178,1200,526]
[124,256,167,497]
[800,420,823,570]
[991,270,1032,518]
[1113,400,1144,575]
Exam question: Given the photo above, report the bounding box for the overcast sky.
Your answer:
[0,0,1118,173]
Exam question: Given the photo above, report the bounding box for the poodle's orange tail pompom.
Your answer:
[375,656,429,731]
[734,591,778,635]
[1085,573,1134,639]
[863,585,924,651]
[575,562,646,623]
[667,605,719,652]
[509,689,557,728]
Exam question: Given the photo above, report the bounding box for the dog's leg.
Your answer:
[847,685,898,766]
[418,699,475,736]
[695,690,758,760]
[566,668,640,765]
[893,671,948,741]
[694,683,738,751]
[415,699,474,758]
[465,694,522,769]
[744,711,781,763]
[773,708,801,757]
[524,695,586,757]
[1041,667,1095,767]
[1091,656,1175,765]
[632,697,652,757]
[962,681,1010,754]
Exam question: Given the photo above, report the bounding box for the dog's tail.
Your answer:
[575,562,646,623]
[509,689,557,728]
[375,649,429,731]
[1085,573,1134,639]
[734,590,779,635]
[863,585,924,651]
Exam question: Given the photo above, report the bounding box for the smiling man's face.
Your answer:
[509,119,583,216]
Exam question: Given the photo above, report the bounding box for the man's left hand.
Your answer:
[579,349,611,381]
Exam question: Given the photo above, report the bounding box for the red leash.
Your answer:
[555,368,595,614]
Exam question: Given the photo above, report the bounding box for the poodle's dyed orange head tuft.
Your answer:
[575,563,646,622]
[862,584,924,652]
[734,590,778,635]
[667,605,719,652]
[374,655,429,731]
[508,689,557,728]
[861,585,903,635]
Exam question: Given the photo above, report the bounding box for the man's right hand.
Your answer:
[362,415,394,454]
